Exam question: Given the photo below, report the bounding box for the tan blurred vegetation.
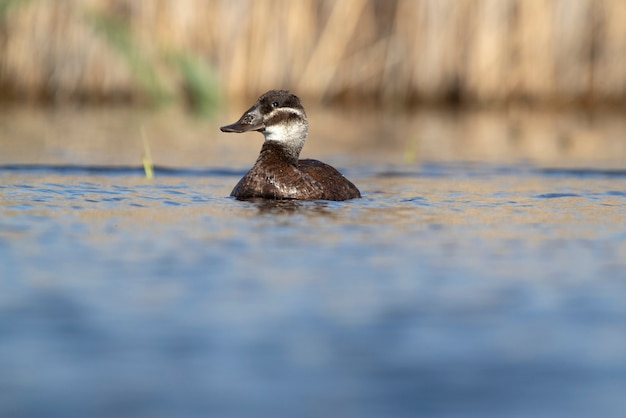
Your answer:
[0,0,625,108]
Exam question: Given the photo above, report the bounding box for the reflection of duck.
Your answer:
[220,90,361,201]
[246,198,333,216]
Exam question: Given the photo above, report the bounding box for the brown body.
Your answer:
[221,90,361,201]
[231,142,361,200]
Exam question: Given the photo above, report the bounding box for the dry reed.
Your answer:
[0,0,625,106]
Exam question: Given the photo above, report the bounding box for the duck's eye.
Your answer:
[271,101,279,108]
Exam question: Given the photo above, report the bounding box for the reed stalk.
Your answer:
[0,0,624,106]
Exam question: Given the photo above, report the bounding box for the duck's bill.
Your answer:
[220,106,265,133]
[220,121,264,133]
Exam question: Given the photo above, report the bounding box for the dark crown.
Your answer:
[257,90,305,116]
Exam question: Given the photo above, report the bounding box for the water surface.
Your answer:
[1,107,626,418]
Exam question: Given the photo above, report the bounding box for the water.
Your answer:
[1,107,626,418]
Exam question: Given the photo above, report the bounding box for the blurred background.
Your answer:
[2,2,626,418]
[1,0,625,110]
[2,0,625,171]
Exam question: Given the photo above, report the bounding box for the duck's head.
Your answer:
[220,90,309,153]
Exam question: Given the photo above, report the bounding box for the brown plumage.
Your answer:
[220,90,361,201]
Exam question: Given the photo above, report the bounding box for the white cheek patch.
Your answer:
[264,124,300,142]
[262,108,309,148]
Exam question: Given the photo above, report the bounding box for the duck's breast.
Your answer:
[231,163,325,200]
[298,159,361,201]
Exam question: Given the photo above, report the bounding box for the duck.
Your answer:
[220,90,361,201]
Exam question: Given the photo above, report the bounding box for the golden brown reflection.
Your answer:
[2,172,623,248]
[1,106,625,254]
[1,106,625,169]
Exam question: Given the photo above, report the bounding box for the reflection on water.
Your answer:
[240,198,336,216]
[1,107,626,418]
[1,105,626,169]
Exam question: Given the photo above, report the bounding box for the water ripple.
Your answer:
[0,164,244,178]
[536,193,582,199]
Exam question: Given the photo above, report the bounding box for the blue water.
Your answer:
[1,163,626,418]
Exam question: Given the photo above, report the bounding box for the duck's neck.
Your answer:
[261,119,308,165]
[258,141,301,166]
